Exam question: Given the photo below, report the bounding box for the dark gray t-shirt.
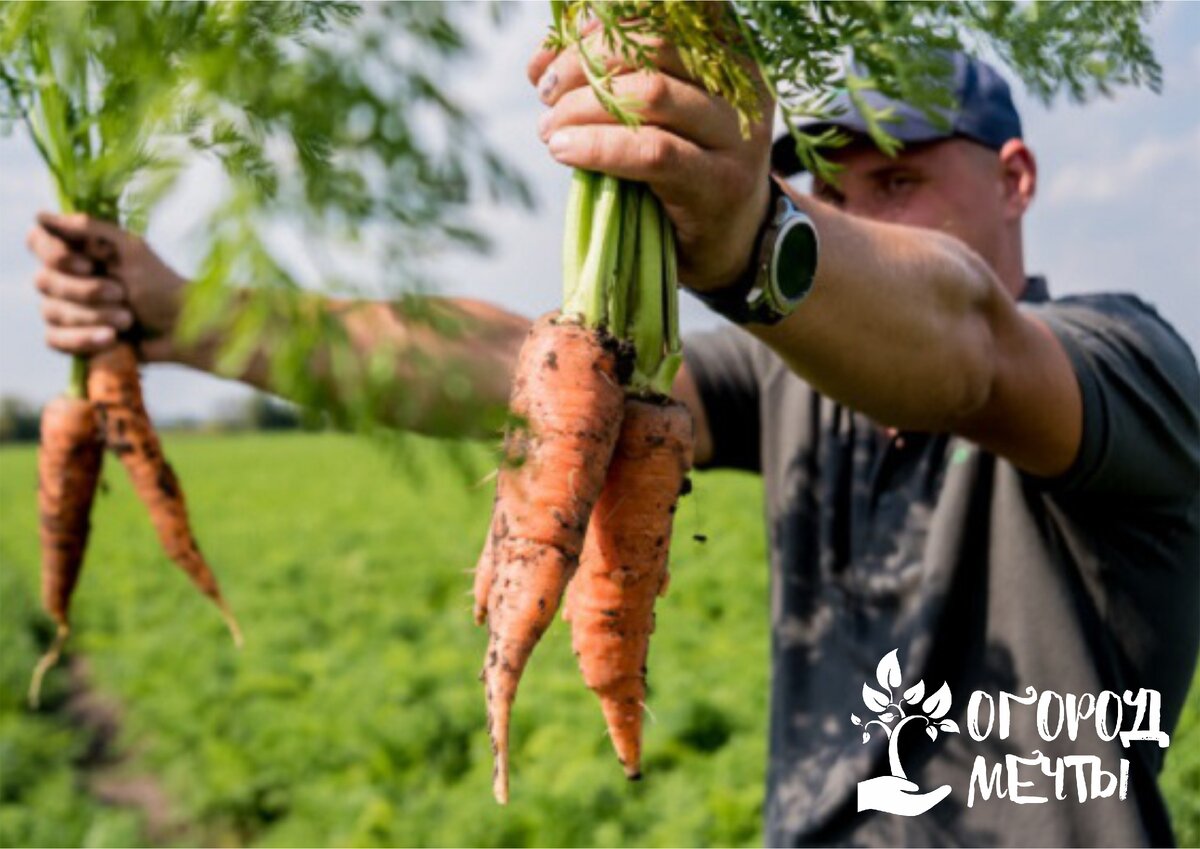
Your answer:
[683,278,1199,847]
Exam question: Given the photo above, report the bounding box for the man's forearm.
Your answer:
[752,191,1006,433]
[152,293,529,437]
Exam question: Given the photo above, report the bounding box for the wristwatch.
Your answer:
[692,180,819,325]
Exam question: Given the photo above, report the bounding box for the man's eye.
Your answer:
[883,174,917,194]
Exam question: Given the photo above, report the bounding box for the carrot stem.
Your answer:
[561,173,680,394]
[562,169,596,310]
[564,173,621,328]
[608,183,639,335]
[68,356,88,399]
[628,189,664,394]
[653,208,683,395]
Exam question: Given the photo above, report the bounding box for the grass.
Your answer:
[0,431,1196,847]
[0,432,769,847]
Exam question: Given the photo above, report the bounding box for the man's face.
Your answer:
[809,137,1019,272]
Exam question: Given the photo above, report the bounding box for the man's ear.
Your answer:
[998,139,1037,220]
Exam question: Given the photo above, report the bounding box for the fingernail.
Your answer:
[548,131,570,157]
[69,256,92,274]
[537,110,553,141]
[104,283,125,302]
[537,70,558,102]
[115,310,133,330]
[92,327,113,345]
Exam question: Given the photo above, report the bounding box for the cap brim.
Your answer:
[771,117,953,176]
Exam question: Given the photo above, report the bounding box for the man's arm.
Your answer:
[166,295,532,438]
[28,211,719,449]
[755,191,1082,477]
[26,212,527,436]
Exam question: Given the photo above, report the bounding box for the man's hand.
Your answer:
[527,33,774,292]
[28,212,187,361]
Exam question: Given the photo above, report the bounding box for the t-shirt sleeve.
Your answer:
[1022,294,1200,500]
[682,326,763,472]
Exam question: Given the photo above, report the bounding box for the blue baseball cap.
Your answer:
[772,52,1023,175]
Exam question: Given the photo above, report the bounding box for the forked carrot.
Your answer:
[564,396,693,778]
[28,395,104,707]
[479,311,626,804]
[86,342,242,646]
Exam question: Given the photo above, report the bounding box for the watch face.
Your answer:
[772,217,819,303]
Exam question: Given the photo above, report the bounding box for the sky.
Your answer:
[1,2,1198,421]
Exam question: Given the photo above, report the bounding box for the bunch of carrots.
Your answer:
[473,170,694,803]
[6,18,242,707]
[32,325,243,707]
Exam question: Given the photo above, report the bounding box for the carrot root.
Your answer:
[472,502,498,626]
[87,343,241,645]
[216,598,245,649]
[28,624,70,710]
[477,313,626,804]
[32,395,104,707]
[566,396,693,779]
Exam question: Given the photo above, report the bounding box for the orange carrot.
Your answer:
[563,396,693,779]
[28,395,104,707]
[478,312,626,804]
[87,342,242,646]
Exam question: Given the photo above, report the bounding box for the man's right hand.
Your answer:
[527,33,774,294]
[28,212,187,361]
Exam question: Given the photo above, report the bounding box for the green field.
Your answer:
[1,433,1197,847]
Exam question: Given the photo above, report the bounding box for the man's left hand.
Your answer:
[527,33,774,293]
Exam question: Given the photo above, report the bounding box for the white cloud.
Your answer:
[1046,124,1200,204]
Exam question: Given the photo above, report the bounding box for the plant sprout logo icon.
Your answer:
[853,649,959,817]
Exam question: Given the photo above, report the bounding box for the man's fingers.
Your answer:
[35,211,124,265]
[539,69,743,151]
[45,324,118,356]
[533,34,690,107]
[41,297,134,331]
[26,225,94,273]
[546,123,710,195]
[527,42,558,89]
[34,265,126,305]
[526,12,607,87]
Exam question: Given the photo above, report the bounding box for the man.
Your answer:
[28,40,1198,846]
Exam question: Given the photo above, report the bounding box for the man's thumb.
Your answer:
[36,211,125,263]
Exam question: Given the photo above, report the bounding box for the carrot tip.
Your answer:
[492,761,509,805]
[472,468,499,488]
[28,624,71,710]
[216,600,244,649]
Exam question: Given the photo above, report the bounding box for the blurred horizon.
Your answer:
[2,2,1198,420]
